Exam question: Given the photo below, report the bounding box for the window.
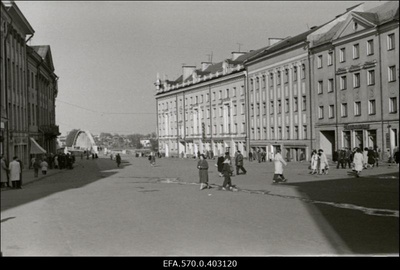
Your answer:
[263,102,266,115]
[285,99,289,113]
[340,75,347,90]
[277,100,282,114]
[367,70,375,85]
[387,33,395,50]
[318,106,324,119]
[317,55,323,68]
[353,22,358,31]
[328,52,333,66]
[389,97,398,113]
[241,103,245,115]
[262,76,266,89]
[286,126,290,139]
[284,69,289,84]
[328,78,334,93]
[277,71,281,85]
[212,92,216,101]
[301,64,306,79]
[294,126,299,140]
[270,101,274,115]
[353,73,360,88]
[232,87,236,97]
[354,101,361,116]
[388,65,396,82]
[233,105,237,116]
[219,90,222,99]
[341,103,348,117]
[317,80,323,94]
[225,89,229,98]
[302,96,307,111]
[367,39,374,55]
[368,100,376,115]
[340,48,346,62]
[269,73,274,87]
[293,97,298,112]
[353,44,360,59]
[240,86,244,96]
[293,66,298,81]
[213,107,216,118]
[329,105,334,119]
[303,125,307,140]
[278,127,282,140]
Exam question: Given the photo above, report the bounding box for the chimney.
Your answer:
[201,62,212,71]
[231,52,246,61]
[182,66,196,81]
[268,37,284,46]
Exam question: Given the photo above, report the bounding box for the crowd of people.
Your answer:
[1,152,78,190]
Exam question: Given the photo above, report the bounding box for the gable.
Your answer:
[333,13,376,40]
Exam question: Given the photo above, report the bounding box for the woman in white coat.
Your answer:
[353,148,364,177]
[273,149,287,183]
[310,150,319,175]
[9,156,21,189]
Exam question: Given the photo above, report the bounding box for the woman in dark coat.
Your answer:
[197,154,209,190]
[217,154,224,177]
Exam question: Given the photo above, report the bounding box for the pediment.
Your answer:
[333,13,376,40]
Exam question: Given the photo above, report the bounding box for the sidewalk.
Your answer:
[0,160,83,192]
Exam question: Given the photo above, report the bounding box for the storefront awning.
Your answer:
[30,137,47,154]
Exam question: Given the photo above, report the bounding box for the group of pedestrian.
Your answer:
[1,155,23,189]
[309,149,329,175]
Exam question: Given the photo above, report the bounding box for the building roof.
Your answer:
[364,1,399,24]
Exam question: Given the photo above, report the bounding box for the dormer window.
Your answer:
[353,22,358,31]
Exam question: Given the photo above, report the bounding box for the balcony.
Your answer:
[40,125,61,138]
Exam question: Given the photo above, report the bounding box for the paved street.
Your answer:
[1,155,398,256]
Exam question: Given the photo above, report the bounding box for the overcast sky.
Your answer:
[16,1,384,136]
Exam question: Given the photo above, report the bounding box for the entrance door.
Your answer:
[367,130,377,148]
[320,130,335,158]
[355,130,364,150]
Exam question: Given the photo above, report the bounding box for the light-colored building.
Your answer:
[310,1,399,160]
[244,27,321,162]
[155,50,261,158]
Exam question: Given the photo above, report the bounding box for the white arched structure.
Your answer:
[70,130,98,154]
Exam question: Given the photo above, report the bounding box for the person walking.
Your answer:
[221,158,237,191]
[9,156,22,189]
[216,154,224,177]
[54,155,59,169]
[353,148,364,177]
[149,152,156,166]
[363,147,369,169]
[310,150,319,175]
[33,158,41,177]
[273,149,287,183]
[394,149,400,167]
[235,150,247,175]
[249,150,253,162]
[197,154,210,190]
[116,153,122,167]
[40,159,49,175]
[318,149,329,175]
[373,147,380,167]
[1,155,9,188]
[367,147,375,168]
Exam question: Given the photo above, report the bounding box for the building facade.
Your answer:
[0,0,59,166]
[155,51,261,158]
[310,1,399,160]
[27,45,60,155]
[244,28,320,162]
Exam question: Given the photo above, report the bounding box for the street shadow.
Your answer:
[1,157,129,212]
[283,171,399,255]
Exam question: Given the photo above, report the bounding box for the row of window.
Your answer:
[318,97,398,119]
[249,64,306,89]
[337,66,397,90]
[251,125,308,140]
[317,33,396,67]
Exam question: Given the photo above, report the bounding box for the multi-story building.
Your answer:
[0,0,34,166]
[155,50,262,158]
[243,27,322,162]
[310,1,399,160]
[0,0,59,166]
[27,45,60,155]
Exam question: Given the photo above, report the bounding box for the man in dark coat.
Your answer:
[235,151,247,175]
[217,154,225,177]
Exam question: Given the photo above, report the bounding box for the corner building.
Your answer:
[309,1,399,160]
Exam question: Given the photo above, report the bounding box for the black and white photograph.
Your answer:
[0,0,399,261]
